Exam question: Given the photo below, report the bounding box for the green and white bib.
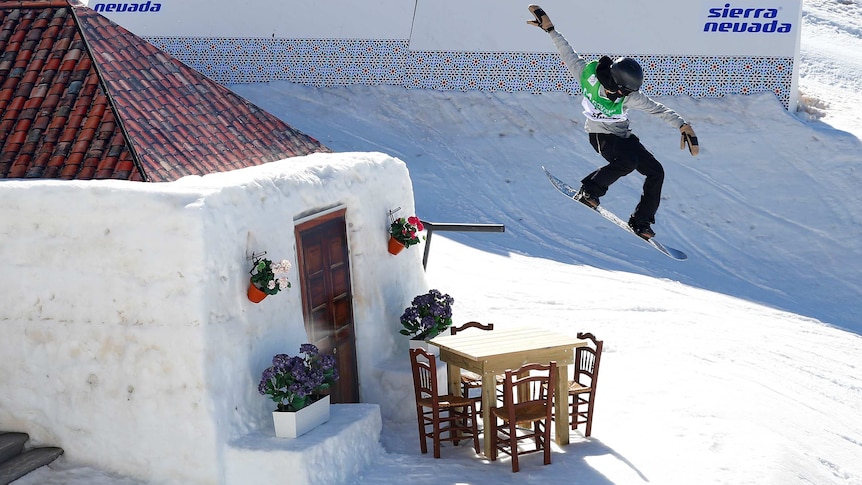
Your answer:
[579,60,628,123]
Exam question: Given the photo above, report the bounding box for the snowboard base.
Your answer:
[543,166,687,261]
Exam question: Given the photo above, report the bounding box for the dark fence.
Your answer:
[419,220,505,269]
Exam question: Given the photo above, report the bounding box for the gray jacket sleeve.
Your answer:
[549,30,586,80]
[624,92,688,129]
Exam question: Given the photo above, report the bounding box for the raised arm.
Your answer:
[527,5,587,79]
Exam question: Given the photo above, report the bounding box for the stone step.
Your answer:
[0,433,28,466]
[0,447,64,485]
[224,403,383,485]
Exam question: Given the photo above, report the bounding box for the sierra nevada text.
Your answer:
[704,3,792,33]
[93,2,162,13]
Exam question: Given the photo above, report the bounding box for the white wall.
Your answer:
[411,0,801,56]
[86,0,416,38]
[89,0,801,57]
[0,152,428,484]
[86,0,802,110]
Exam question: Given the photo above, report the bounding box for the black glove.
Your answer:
[526,4,555,32]
[680,123,699,156]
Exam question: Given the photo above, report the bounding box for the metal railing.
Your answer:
[419,220,505,269]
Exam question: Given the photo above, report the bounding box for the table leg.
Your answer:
[444,362,464,445]
[482,370,496,459]
[554,364,570,445]
[446,362,461,397]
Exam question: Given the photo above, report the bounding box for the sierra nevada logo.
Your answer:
[703,3,792,33]
[93,2,162,12]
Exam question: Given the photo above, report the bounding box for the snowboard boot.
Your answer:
[575,186,600,209]
[628,216,655,240]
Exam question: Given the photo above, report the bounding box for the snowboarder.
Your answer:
[527,4,699,239]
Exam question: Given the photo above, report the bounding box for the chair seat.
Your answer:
[417,394,477,408]
[492,401,548,425]
[461,370,504,386]
[568,380,592,394]
[461,370,481,383]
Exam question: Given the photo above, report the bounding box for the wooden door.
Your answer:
[295,208,359,403]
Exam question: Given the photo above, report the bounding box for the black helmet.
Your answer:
[610,57,643,94]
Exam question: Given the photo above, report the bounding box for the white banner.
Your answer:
[85,0,801,109]
[88,0,800,58]
[409,0,801,57]
[85,0,416,38]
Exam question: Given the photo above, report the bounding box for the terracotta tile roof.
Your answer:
[0,0,329,182]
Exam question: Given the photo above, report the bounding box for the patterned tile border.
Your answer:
[146,36,793,109]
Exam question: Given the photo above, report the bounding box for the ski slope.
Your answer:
[17,1,862,483]
[232,83,862,333]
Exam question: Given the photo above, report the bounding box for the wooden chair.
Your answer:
[491,361,557,472]
[409,348,481,458]
[568,332,603,437]
[449,321,504,401]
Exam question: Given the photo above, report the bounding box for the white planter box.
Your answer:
[409,337,439,356]
[272,395,331,438]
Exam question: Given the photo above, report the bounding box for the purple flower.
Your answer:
[319,354,336,370]
[398,289,454,339]
[258,344,340,412]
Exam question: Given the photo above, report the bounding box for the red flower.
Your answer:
[407,216,424,232]
[390,215,426,248]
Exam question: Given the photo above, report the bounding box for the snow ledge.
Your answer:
[223,404,383,485]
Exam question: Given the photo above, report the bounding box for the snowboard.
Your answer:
[543,166,688,261]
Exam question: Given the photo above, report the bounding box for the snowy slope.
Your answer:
[798,0,862,131]
[13,1,862,484]
[230,84,862,332]
[357,235,862,485]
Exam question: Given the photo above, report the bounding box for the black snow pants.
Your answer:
[582,132,665,224]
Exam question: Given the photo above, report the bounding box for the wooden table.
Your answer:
[428,327,586,458]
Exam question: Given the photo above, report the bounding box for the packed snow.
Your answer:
[14,0,862,483]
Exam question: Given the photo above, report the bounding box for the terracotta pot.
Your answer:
[247,280,267,303]
[388,236,405,255]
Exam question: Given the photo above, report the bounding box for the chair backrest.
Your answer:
[574,332,604,388]
[500,362,557,423]
[409,348,440,404]
[450,321,494,335]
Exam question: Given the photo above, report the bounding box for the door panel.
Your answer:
[295,209,359,403]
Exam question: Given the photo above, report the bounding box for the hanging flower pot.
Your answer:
[246,253,292,303]
[247,280,268,303]
[387,212,425,255]
[388,236,405,255]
